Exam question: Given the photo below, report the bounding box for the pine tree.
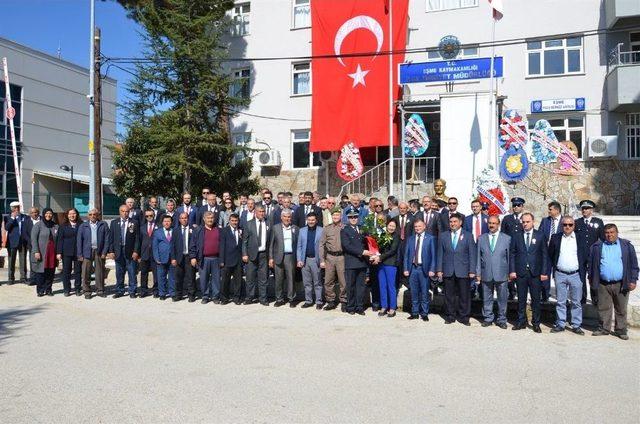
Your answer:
[111,0,259,198]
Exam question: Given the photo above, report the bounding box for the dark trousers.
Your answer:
[345,268,366,313]
[114,246,138,295]
[508,281,517,299]
[274,253,296,302]
[139,259,157,295]
[174,254,196,297]
[35,268,55,295]
[516,272,541,325]
[221,262,243,301]
[540,276,551,302]
[61,255,82,293]
[369,265,380,308]
[246,252,268,302]
[443,275,471,323]
[581,278,598,305]
[8,245,27,281]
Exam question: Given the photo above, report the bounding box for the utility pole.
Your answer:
[88,0,95,210]
[94,26,103,213]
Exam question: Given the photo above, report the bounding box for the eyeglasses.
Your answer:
[375,204,383,208]
[563,223,574,227]
[348,216,358,219]
[448,202,457,205]
[145,215,154,218]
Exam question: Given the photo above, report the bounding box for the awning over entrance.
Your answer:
[33,170,113,187]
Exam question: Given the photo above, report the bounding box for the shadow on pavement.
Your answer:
[0,304,48,353]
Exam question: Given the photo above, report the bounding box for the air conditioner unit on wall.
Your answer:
[320,151,338,162]
[588,136,617,158]
[257,150,282,167]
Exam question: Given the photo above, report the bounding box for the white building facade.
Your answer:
[227,0,640,213]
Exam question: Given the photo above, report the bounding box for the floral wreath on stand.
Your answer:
[474,166,508,216]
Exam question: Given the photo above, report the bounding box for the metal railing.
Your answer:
[608,43,640,70]
[339,156,438,197]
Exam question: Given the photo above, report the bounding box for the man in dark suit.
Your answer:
[176,192,197,228]
[509,212,550,333]
[242,205,271,305]
[272,196,294,226]
[220,213,244,305]
[138,210,158,298]
[164,199,178,228]
[125,197,143,227]
[575,199,605,305]
[269,209,298,307]
[538,201,563,301]
[3,201,28,284]
[197,193,221,227]
[171,212,196,302]
[109,204,141,298]
[393,201,414,242]
[153,215,175,300]
[500,197,525,300]
[403,219,436,321]
[437,213,477,326]
[22,207,41,284]
[77,209,110,298]
[340,210,371,315]
[438,197,465,234]
[294,191,322,228]
[463,200,489,243]
[189,211,222,304]
[147,196,165,225]
[239,198,256,230]
[258,190,279,226]
[418,197,439,237]
[589,223,638,340]
[547,215,588,335]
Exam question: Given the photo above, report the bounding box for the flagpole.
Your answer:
[388,0,394,197]
[2,58,24,208]
[488,16,497,169]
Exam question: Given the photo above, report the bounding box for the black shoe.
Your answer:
[188,296,196,303]
[301,302,314,309]
[421,315,429,322]
[498,323,508,329]
[613,330,629,340]
[508,293,515,301]
[139,292,147,298]
[481,321,492,327]
[113,293,124,299]
[8,279,15,285]
[130,293,137,299]
[172,296,180,302]
[212,299,221,305]
[64,292,71,297]
[98,292,107,298]
[356,311,365,316]
[387,311,396,318]
[202,298,210,304]
[324,302,337,311]
[289,302,296,308]
[37,292,45,297]
[233,299,241,305]
[316,304,323,310]
[274,300,286,307]
[371,305,380,312]
[160,295,166,301]
[153,293,159,299]
[532,325,542,333]
[407,315,419,320]
[75,290,82,296]
[592,329,609,336]
[260,301,269,306]
[512,323,526,331]
[46,291,54,296]
[243,299,252,305]
[341,303,347,313]
[571,327,585,336]
[348,311,355,315]
[444,319,454,324]
[221,299,230,305]
[550,325,565,333]
[84,293,92,300]
[378,310,387,317]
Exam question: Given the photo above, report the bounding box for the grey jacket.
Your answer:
[269,223,299,265]
[30,221,59,273]
[476,232,511,282]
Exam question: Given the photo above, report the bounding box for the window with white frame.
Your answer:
[230,68,250,99]
[527,37,583,76]
[627,112,640,159]
[528,116,585,159]
[231,3,250,36]
[630,32,640,63]
[427,0,478,12]
[292,62,311,95]
[292,130,320,169]
[293,0,310,29]
[232,132,251,161]
[427,46,478,61]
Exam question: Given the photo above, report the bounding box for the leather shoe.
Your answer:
[512,323,526,330]
[289,302,297,308]
[84,293,92,300]
[356,311,365,316]
[202,298,210,304]
[407,315,419,320]
[444,319,454,324]
[532,325,542,333]
[592,329,609,336]
[113,293,124,299]
[160,295,166,301]
[172,296,180,302]
[571,327,585,336]
[481,321,492,327]
[98,292,106,298]
[316,304,323,310]
[242,299,253,305]
[371,306,380,312]
[348,311,355,315]
[188,296,196,303]
[64,292,71,297]
[613,330,629,340]
[301,302,314,308]
[340,303,347,312]
[421,315,429,322]
[260,301,270,306]
[212,299,221,304]
[274,300,286,307]
[550,325,565,333]
[498,323,508,329]
[461,321,470,326]
[130,293,137,299]
[387,311,396,318]
[324,302,337,311]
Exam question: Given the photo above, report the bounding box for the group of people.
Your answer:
[2,187,638,340]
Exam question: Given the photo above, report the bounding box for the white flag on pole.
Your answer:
[488,0,504,20]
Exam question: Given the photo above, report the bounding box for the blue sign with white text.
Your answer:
[399,57,504,84]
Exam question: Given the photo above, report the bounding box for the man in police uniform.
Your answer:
[575,199,605,305]
[319,208,347,311]
[500,197,525,300]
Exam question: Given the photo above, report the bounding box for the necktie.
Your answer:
[258,220,263,247]
[400,216,406,240]
[526,232,531,249]
[551,219,557,236]
[475,216,481,241]
[413,234,421,265]
[490,234,496,252]
[425,212,430,227]
[585,219,590,227]
[233,228,238,244]
[182,227,188,254]
[148,223,153,236]
[354,226,359,235]
[166,230,171,241]
[305,205,310,215]
[452,231,458,250]
[121,220,126,242]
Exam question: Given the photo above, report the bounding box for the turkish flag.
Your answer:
[310,0,409,152]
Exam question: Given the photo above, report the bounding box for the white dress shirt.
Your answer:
[557,232,579,272]
[256,219,267,252]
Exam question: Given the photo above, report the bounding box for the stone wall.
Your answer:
[252,166,344,197]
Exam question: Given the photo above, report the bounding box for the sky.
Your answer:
[1,0,145,133]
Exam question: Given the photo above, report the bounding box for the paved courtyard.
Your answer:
[0,279,638,423]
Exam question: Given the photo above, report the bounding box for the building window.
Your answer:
[232,132,251,161]
[293,0,310,29]
[527,37,583,76]
[230,68,250,99]
[427,46,478,61]
[292,129,320,169]
[426,0,478,12]
[0,82,22,208]
[528,116,585,159]
[627,112,640,159]
[630,32,640,63]
[292,62,311,95]
[231,3,250,36]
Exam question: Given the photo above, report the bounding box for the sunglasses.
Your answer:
[375,205,383,208]
[448,202,458,205]
[348,216,358,219]
[145,215,154,218]
[563,223,574,227]
[202,192,210,195]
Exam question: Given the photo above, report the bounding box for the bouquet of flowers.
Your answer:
[474,166,508,216]
[361,213,393,255]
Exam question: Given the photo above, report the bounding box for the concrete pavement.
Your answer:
[1,280,638,423]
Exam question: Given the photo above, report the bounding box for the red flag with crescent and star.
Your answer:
[310,0,409,153]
